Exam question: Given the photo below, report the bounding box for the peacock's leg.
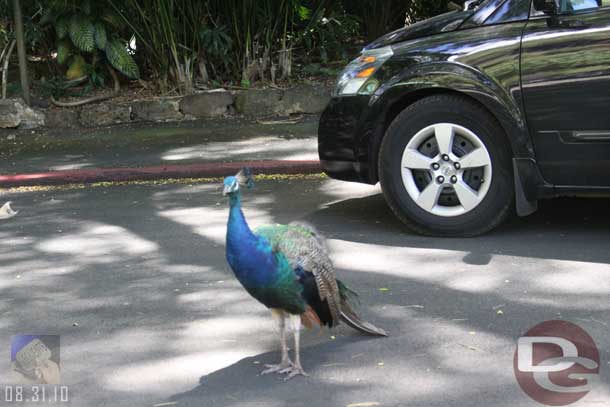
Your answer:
[261,310,293,375]
[282,315,309,380]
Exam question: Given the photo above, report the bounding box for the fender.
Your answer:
[363,61,536,171]
[356,62,544,214]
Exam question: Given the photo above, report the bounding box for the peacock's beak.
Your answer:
[222,185,231,196]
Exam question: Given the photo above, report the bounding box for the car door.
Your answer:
[521,0,610,186]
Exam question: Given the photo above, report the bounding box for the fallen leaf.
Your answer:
[378,288,389,292]
[458,343,481,352]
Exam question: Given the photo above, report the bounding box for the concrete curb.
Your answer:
[0,160,322,187]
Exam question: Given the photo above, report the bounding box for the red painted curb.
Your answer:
[0,160,322,187]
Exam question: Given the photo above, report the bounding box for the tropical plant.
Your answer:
[109,0,207,94]
[405,0,451,25]
[41,0,139,82]
[297,4,361,64]
[343,0,450,41]
[1,0,455,94]
[199,24,233,83]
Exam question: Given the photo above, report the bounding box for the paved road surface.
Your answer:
[1,118,319,175]
[0,177,608,407]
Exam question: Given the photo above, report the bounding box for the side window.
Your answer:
[559,0,600,13]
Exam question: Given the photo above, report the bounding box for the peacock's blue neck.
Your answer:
[226,192,275,287]
[227,193,255,242]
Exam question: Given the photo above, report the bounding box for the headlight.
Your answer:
[334,46,393,96]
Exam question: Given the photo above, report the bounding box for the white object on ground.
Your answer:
[0,201,18,219]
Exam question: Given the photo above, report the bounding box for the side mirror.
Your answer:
[533,0,558,15]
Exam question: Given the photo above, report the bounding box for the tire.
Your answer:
[378,94,514,237]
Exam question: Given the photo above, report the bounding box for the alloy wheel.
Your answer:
[400,123,492,217]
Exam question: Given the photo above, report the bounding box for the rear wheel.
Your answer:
[378,95,514,236]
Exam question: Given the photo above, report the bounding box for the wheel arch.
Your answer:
[365,71,534,184]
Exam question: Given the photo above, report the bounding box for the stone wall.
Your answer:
[0,84,333,130]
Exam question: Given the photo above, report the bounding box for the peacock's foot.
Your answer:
[261,360,293,375]
[282,364,309,381]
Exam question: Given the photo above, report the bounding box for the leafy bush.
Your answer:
[41,0,139,80]
[2,0,456,93]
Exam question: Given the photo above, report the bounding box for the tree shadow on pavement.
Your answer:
[305,191,610,265]
[0,179,608,407]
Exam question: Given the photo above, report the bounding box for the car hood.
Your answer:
[364,10,473,50]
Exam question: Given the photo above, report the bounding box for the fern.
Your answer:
[56,40,72,65]
[94,23,107,50]
[69,15,95,53]
[55,17,69,40]
[105,39,139,79]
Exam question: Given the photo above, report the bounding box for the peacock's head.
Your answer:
[222,176,240,196]
[222,168,254,196]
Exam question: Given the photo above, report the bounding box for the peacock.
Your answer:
[223,169,387,380]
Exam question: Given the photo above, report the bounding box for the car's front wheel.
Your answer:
[378,95,514,237]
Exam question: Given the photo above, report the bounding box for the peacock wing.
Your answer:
[255,222,341,325]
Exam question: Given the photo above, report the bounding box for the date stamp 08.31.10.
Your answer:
[2,335,69,404]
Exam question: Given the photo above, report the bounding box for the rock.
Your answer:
[234,88,283,117]
[45,108,80,128]
[180,89,234,118]
[280,84,331,115]
[234,85,331,117]
[131,98,183,122]
[0,100,21,128]
[19,107,46,129]
[78,103,131,127]
[0,99,45,129]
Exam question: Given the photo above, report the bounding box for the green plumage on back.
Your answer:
[256,224,315,251]
[256,222,342,324]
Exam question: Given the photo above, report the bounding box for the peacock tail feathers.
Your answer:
[337,280,360,306]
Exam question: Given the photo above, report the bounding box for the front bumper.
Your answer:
[317,96,379,184]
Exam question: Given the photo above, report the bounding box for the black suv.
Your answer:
[318,0,610,236]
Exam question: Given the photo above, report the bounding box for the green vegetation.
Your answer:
[1,0,453,95]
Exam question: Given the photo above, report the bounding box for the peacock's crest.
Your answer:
[236,168,255,190]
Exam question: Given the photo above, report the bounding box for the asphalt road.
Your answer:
[0,177,608,407]
[1,117,319,174]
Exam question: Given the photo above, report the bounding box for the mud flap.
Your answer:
[513,158,541,217]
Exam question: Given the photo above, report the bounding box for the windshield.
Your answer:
[466,0,496,10]
[462,0,516,26]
